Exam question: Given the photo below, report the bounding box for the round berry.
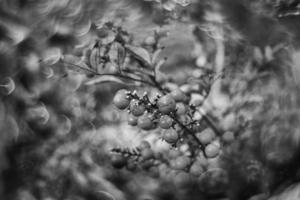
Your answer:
[157,95,176,114]
[189,162,204,176]
[148,166,160,178]
[196,128,216,145]
[128,115,138,126]
[138,140,151,149]
[110,154,127,169]
[173,156,191,170]
[159,115,173,129]
[126,161,137,171]
[222,131,235,143]
[168,149,181,159]
[190,93,204,106]
[180,84,194,94]
[174,172,192,187]
[175,102,187,116]
[205,143,220,158]
[195,153,209,167]
[144,36,156,45]
[221,113,236,131]
[163,129,179,144]
[140,159,154,169]
[170,89,187,102]
[113,89,130,110]
[138,114,153,130]
[141,148,154,160]
[130,100,145,116]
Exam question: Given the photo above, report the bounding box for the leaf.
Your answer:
[85,75,127,85]
[125,44,152,68]
[89,47,101,71]
[152,46,165,64]
[154,58,166,74]
[109,42,125,68]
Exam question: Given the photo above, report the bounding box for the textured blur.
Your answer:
[1,0,300,200]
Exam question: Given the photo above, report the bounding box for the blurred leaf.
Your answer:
[75,19,92,36]
[264,46,273,61]
[42,67,55,79]
[163,1,176,11]
[85,75,127,85]
[96,191,116,200]
[125,44,152,68]
[173,0,191,7]
[5,114,19,141]
[253,47,264,64]
[42,47,62,65]
[0,77,15,95]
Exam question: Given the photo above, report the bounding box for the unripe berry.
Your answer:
[110,154,127,169]
[174,172,192,186]
[157,95,176,114]
[163,129,179,144]
[205,143,220,158]
[196,128,216,145]
[141,148,154,160]
[222,131,235,143]
[221,113,237,131]
[138,140,151,149]
[144,36,156,45]
[159,115,173,129]
[128,115,138,126]
[168,149,181,159]
[130,100,145,116]
[173,156,191,170]
[196,152,209,167]
[190,93,204,106]
[126,160,137,171]
[138,114,153,130]
[140,159,154,170]
[180,84,194,94]
[113,89,130,110]
[175,102,187,116]
[171,89,188,102]
[189,162,204,176]
[148,166,160,178]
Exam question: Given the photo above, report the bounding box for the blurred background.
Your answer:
[1,0,300,200]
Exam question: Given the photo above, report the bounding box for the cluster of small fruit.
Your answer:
[110,137,228,193]
[113,88,195,141]
[111,87,228,186]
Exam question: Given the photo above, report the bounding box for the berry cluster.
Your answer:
[113,88,202,145]
[111,87,226,185]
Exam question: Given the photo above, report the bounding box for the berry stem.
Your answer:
[171,116,207,157]
[198,108,222,136]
